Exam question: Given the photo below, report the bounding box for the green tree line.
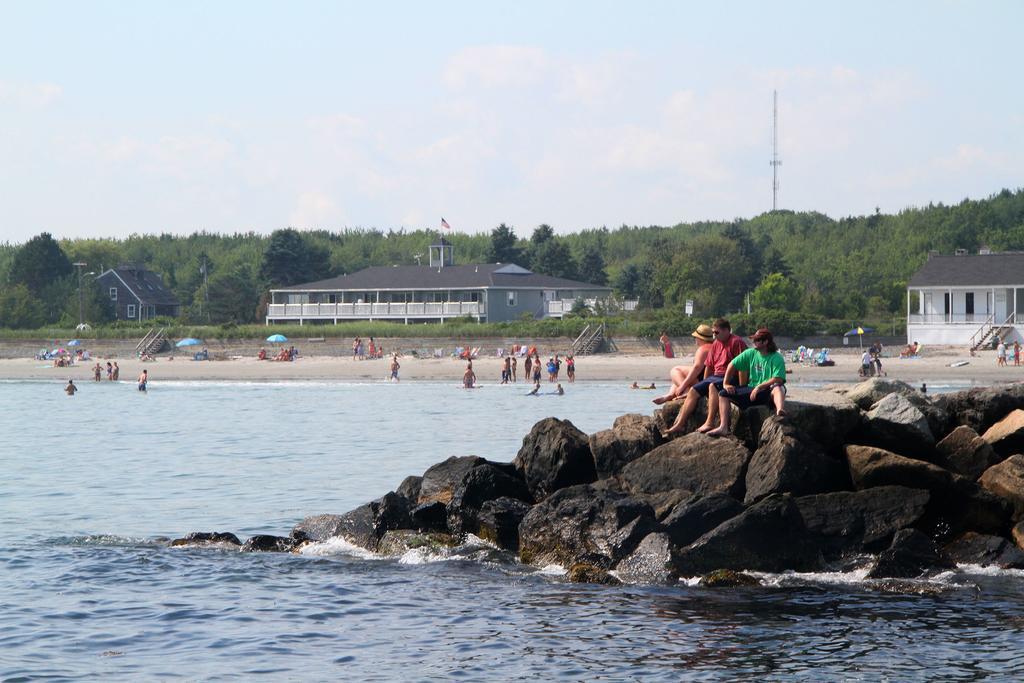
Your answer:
[2,187,1023,332]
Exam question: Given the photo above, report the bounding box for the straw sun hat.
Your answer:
[691,324,714,343]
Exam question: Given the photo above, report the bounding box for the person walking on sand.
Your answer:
[511,355,517,383]
[112,362,119,381]
[93,362,102,382]
[106,362,113,381]
[654,324,714,405]
[65,379,78,395]
[566,354,575,383]
[706,328,787,437]
[660,331,674,358]
[997,339,1007,367]
[1015,341,1021,367]
[138,369,148,392]
[663,318,747,437]
[524,355,533,382]
[390,354,401,382]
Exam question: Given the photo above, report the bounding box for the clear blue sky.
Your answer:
[1,1,1021,243]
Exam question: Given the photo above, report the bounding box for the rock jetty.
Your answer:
[175,379,1024,585]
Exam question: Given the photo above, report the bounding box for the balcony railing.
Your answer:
[267,301,481,320]
[546,298,639,316]
[909,313,1023,324]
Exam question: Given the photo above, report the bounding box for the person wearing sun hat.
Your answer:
[653,323,714,406]
[706,327,788,437]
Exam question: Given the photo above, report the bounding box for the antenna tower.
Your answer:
[770,90,782,211]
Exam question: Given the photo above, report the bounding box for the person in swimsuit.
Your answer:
[138,369,148,392]
[463,362,476,389]
[65,379,77,395]
[112,362,120,381]
[390,354,400,382]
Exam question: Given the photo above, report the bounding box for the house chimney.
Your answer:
[954,248,968,256]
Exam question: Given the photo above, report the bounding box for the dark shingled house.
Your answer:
[96,265,181,321]
[907,249,1024,347]
[266,238,631,324]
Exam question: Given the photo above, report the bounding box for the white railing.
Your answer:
[267,301,481,320]
[909,313,1022,324]
[546,298,639,316]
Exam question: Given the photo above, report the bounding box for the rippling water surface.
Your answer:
[2,378,1022,681]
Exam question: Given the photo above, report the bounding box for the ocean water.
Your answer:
[2,378,1023,681]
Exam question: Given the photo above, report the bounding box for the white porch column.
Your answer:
[948,288,952,323]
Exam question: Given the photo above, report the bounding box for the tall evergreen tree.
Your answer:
[486,223,520,263]
[8,232,72,294]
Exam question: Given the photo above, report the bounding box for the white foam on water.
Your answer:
[750,565,874,587]
[298,536,380,560]
[537,563,567,576]
[955,563,1024,578]
[679,576,702,587]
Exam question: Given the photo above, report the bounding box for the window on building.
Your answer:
[126,304,135,318]
[966,292,974,316]
[110,287,118,301]
[507,291,517,307]
[944,292,950,315]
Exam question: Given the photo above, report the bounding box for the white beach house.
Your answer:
[906,250,1024,348]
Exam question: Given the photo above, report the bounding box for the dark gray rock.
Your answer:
[418,456,487,505]
[410,501,448,532]
[744,416,849,504]
[476,497,532,552]
[653,400,708,437]
[396,475,422,503]
[932,477,1013,539]
[589,413,663,478]
[979,454,1024,521]
[795,486,931,553]
[866,529,953,579]
[857,393,935,455]
[567,563,621,585]
[673,494,823,575]
[934,384,1024,434]
[169,531,242,547]
[698,569,761,587]
[846,445,954,493]
[934,426,1001,479]
[1012,521,1024,550]
[513,418,596,501]
[634,488,695,521]
[518,484,656,569]
[661,493,744,548]
[982,411,1024,460]
[943,532,1024,569]
[615,532,680,585]
[447,463,532,535]
[844,378,922,410]
[779,393,862,456]
[618,433,751,499]
[294,491,411,552]
[241,534,299,552]
[377,530,460,556]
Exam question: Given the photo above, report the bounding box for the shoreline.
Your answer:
[4,346,1020,385]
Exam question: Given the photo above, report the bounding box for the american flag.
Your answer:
[440,217,451,230]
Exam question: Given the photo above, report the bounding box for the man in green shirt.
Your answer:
[707,327,787,437]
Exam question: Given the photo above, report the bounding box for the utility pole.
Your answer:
[770,90,782,212]
[73,262,87,327]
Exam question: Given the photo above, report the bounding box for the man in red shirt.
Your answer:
[663,318,747,436]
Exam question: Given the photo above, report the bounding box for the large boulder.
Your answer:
[618,433,751,499]
[513,418,596,501]
[934,384,1024,434]
[795,486,931,554]
[934,426,1001,479]
[292,492,411,552]
[169,531,242,547]
[672,494,823,575]
[932,477,1014,539]
[518,484,656,569]
[866,529,952,579]
[981,410,1024,460]
[653,400,708,436]
[589,413,663,479]
[615,532,680,585]
[856,393,935,456]
[744,416,849,504]
[447,463,532,535]
[241,534,301,553]
[846,445,954,493]
[418,456,488,505]
[778,390,862,456]
[1013,521,1024,550]
[661,493,744,548]
[943,532,1024,569]
[476,497,532,552]
[395,475,422,503]
[844,378,922,410]
[979,454,1024,521]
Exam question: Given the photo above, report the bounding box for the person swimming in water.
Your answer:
[527,382,540,395]
[138,369,148,392]
[65,379,77,395]
[555,383,564,395]
[462,362,476,389]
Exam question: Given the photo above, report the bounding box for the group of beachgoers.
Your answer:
[860,341,886,377]
[996,338,1022,367]
[257,346,299,361]
[66,367,148,395]
[654,318,787,438]
[352,337,385,361]
[91,361,121,382]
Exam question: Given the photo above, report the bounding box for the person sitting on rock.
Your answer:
[707,328,787,437]
[653,323,714,405]
[663,318,747,437]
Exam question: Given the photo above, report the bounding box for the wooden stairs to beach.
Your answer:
[571,323,606,355]
[136,327,169,356]
[970,314,1014,352]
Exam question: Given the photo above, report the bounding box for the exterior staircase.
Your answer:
[970,314,1014,352]
[136,327,169,356]
[571,323,606,355]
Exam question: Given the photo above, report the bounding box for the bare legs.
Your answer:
[663,385,717,436]
[707,387,787,437]
[653,364,692,405]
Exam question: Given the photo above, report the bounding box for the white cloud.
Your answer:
[0,80,61,107]
[289,191,342,228]
[443,45,549,90]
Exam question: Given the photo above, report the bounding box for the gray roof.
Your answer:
[909,253,1024,287]
[274,263,612,292]
[99,267,180,305]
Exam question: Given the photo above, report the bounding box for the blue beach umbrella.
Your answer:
[843,326,873,348]
[266,334,288,343]
[176,337,203,347]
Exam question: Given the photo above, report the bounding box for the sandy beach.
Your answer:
[4,346,1019,387]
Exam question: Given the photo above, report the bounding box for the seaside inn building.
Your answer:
[907,250,1024,347]
[266,238,635,325]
